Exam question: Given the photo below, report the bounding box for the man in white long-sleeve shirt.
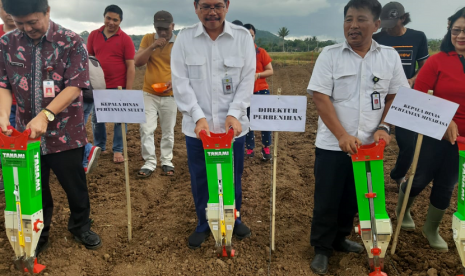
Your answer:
[171,0,256,249]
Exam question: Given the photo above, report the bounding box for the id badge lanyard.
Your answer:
[371,76,381,110]
[222,65,233,95]
[43,66,55,98]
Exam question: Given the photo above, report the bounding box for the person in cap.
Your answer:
[134,11,177,177]
[87,5,135,164]
[373,1,429,190]
[307,0,409,273]
[171,0,255,249]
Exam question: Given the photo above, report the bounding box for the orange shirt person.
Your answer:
[243,23,274,161]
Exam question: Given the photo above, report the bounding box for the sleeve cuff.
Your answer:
[227,108,241,120]
[192,107,206,124]
[307,85,332,97]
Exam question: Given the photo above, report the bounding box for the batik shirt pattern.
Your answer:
[0,20,90,155]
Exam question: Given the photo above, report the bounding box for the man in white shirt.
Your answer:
[171,0,255,249]
[307,0,409,274]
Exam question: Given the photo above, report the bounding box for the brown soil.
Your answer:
[0,65,463,276]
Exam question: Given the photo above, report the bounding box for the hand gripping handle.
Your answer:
[200,128,235,150]
[0,126,38,150]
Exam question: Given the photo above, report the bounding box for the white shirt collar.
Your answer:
[342,39,381,53]
[194,21,234,39]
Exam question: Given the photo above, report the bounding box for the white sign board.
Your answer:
[250,95,307,132]
[384,87,459,140]
[93,90,146,124]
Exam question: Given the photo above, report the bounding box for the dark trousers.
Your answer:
[311,148,358,257]
[402,137,458,210]
[390,127,417,180]
[41,147,91,240]
[246,90,272,149]
[186,135,245,232]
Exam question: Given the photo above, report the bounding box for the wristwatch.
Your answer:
[377,123,391,135]
[42,109,56,122]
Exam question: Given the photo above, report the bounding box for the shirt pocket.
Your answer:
[333,72,357,102]
[372,72,393,95]
[224,57,244,92]
[186,56,206,80]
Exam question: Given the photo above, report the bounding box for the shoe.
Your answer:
[395,184,416,231]
[188,229,210,249]
[0,176,4,192]
[333,239,364,254]
[422,204,448,252]
[74,230,102,250]
[246,149,254,158]
[310,254,329,275]
[233,223,251,240]
[86,146,101,175]
[262,147,272,161]
[35,238,50,258]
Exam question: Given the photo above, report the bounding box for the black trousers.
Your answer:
[41,147,91,240]
[390,127,418,180]
[402,137,458,210]
[311,148,358,257]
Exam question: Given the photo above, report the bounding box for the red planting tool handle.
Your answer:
[200,128,235,149]
[0,126,39,150]
[351,139,386,162]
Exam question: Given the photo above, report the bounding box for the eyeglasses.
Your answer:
[451,28,465,36]
[198,5,226,14]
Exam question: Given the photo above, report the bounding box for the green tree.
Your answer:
[277,27,290,52]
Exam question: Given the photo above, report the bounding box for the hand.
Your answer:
[26,112,49,139]
[374,129,392,145]
[225,116,242,137]
[408,78,415,88]
[195,118,210,139]
[444,120,459,145]
[161,81,172,94]
[255,73,259,81]
[338,133,361,155]
[0,116,12,136]
[151,38,167,50]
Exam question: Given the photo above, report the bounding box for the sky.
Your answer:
[2,0,464,41]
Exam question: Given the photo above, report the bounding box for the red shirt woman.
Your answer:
[398,7,465,252]
[243,23,274,160]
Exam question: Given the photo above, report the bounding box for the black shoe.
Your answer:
[74,230,102,250]
[35,238,50,258]
[188,229,210,249]
[233,223,251,240]
[333,239,364,254]
[310,254,328,275]
[262,147,272,161]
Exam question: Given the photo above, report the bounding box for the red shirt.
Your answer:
[87,26,135,88]
[254,45,272,93]
[0,24,16,105]
[414,51,465,135]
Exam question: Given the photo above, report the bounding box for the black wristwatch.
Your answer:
[377,123,391,135]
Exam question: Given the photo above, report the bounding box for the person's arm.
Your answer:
[313,92,361,154]
[408,59,427,87]
[226,34,256,136]
[256,63,273,81]
[0,88,13,135]
[409,32,430,87]
[86,31,95,56]
[373,94,395,144]
[171,31,209,138]
[134,34,167,67]
[125,60,135,90]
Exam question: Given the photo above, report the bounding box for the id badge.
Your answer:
[43,80,55,98]
[371,91,381,110]
[222,76,233,95]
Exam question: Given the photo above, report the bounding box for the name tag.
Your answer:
[371,91,381,110]
[43,80,55,98]
[222,76,233,95]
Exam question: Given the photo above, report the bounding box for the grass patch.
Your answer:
[269,52,319,62]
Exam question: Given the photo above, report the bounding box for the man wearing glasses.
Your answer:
[134,11,177,178]
[171,0,256,249]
